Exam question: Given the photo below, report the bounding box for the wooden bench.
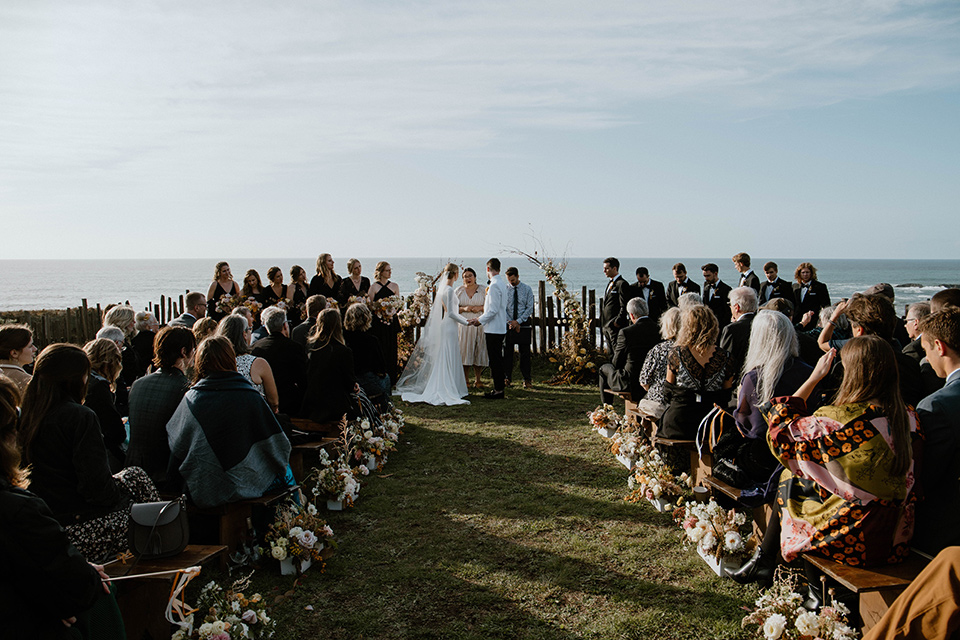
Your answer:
[289,437,338,482]
[107,544,226,640]
[700,475,772,536]
[187,486,300,561]
[290,417,345,438]
[612,391,643,428]
[803,551,930,635]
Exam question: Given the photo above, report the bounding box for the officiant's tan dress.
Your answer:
[456,286,488,367]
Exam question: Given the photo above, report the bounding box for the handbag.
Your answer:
[128,496,189,559]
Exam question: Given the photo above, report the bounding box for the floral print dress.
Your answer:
[763,397,921,567]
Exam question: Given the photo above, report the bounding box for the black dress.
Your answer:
[370,282,401,385]
[289,282,309,328]
[262,284,286,308]
[207,281,238,322]
[338,276,371,309]
[308,274,342,300]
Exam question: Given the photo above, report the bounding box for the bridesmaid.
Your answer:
[241,269,267,328]
[262,266,293,309]
[338,258,370,308]
[206,261,241,322]
[368,261,402,386]
[308,253,342,300]
[456,267,488,387]
[288,265,310,328]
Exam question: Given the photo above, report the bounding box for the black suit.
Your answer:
[628,279,667,323]
[792,281,831,324]
[666,279,701,308]
[601,275,631,351]
[251,333,308,415]
[903,337,944,398]
[914,377,960,554]
[759,277,792,304]
[291,317,316,348]
[599,317,662,402]
[737,271,761,294]
[718,313,755,378]
[702,280,732,328]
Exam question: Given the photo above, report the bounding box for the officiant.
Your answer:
[504,267,535,389]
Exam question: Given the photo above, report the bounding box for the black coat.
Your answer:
[601,276,631,333]
[737,271,761,293]
[126,368,191,489]
[666,279,701,308]
[628,279,667,322]
[83,374,126,468]
[343,329,387,377]
[130,330,155,378]
[759,277,792,304]
[718,313,755,378]
[0,478,104,639]
[903,337,945,398]
[605,318,662,398]
[703,280,733,328]
[291,316,316,348]
[251,333,308,415]
[301,340,357,423]
[792,280,831,323]
[914,378,960,555]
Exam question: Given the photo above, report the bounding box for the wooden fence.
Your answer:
[1,282,611,352]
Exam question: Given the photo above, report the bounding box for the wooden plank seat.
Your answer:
[106,544,226,640]
[803,551,930,635]
[289,417,344,437]
[187,486,300,559]
[289,437,338,482]
[612,390,643,427]
[701,475,772,536]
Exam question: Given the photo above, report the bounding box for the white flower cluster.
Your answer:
[679,499,747,556]
[743,569,857,640]
[399,272,436,328]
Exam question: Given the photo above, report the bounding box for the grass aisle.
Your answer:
[268,365,756,639]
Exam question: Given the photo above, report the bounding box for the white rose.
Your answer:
[198,622,215,638]
[687,525,706,543]
[271,545,288,561]
[699,531,716,551]
[288,526,304,538]
[795,610,819,636]
[763,613,787,640]
[298,530,318,548]
[724,531,743,553]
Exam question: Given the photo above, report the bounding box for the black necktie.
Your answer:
[512,287,518,321]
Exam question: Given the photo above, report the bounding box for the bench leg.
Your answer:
[289,452,305,483]
[219,505,253,567]
[860,589,904,635]
[115,579,174,640]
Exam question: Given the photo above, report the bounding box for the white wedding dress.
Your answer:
[396,282,471,406]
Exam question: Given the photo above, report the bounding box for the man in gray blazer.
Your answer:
[169,291,206,328]
[914,308,960,555]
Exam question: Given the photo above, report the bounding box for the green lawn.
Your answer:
[230,359,758,639]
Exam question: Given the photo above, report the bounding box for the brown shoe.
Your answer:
[523,381,533,389]
[504,379,512,388]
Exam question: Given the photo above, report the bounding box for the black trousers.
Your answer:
[504,327,532,382]
[484,332,506,392]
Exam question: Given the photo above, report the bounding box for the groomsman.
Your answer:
[791,261,831,323]
[600,257,630,352]
[471,258,509,399]
[630,267,667,323]
[504,267,535,389]
[759,261,792,305]
[666,263,701,308]
[701,263,732,328]
[732,253,761,294]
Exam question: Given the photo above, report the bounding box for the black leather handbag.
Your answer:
[128,496,189,559]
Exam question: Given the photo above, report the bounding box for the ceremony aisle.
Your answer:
[249,360,756,639]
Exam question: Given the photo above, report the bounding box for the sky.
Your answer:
[2,1,959,260]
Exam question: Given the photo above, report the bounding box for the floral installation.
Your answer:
[609,432,645,464]
[216,294,241,315]
[510,243,603,384]
[674,498,754,563]
[172,573,275,640]
[310,450,363,506]
[398,271,440,329]
[372,294,405,324]
[588,404,626,434]
[625,440,693,504]
[741,567,858,640]
[263,499,335,570]
[347,417,396,469]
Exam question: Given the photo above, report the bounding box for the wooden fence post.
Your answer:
[538,281,547,354]
[588,289,597,349]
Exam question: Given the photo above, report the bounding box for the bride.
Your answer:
[396,263,471,406]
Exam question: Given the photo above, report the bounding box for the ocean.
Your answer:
[1,257,958,314]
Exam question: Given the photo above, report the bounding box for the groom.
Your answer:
[470,258,509,399]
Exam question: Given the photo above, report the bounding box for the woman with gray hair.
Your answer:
[216,314,280,413]
[104,304,143,389]
[638,307,682,419]
[131,311,159,379]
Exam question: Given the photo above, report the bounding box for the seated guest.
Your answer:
[932,288,960,313]
[166,337,292,509]
[863,283,911,347]
[131,311,159,378]
[599,297,661,403]
[631,266,667,323]
[233,305,267,342]
[759,261,792,304]
[251,307,308,415]
[0,323,37,393]
[903,301,943,398]
[701,263,732,328]
[81,339,126,471]
[126,326,195,489]
[659,305,735,440]
[301,309,358,423]
[217,314,280,413]
[732,252,761,293]
[18,344,158,561]
[666,263,700,308]
[719,286,759,378]
[103,304,142,389]
[732,336,919,585]
[192,316,218,345]
[714,311,815,488]
[791,261,831,324]
[638,307,682,420]
[96,326,125,349]
[913,309,960,555]
[0,377,122,640]
[677,292,702,309]
[343,302,391,399]
[170,291,207,329]
[292,295,327,348]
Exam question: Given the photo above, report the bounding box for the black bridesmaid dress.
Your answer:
[370,282,401,385]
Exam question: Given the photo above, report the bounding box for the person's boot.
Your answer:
[802,585,821,611]
[727,547,775,587]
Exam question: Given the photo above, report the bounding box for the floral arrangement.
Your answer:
[310,450,364,506]
[372,294,404,324]
[610,432,644,463]
[346,295,368,309]
[625,440,692,503]
[741,568,858,640]
[172,574,275,640]
[674,498,753,562]
[241,297,262,319]
[380,405,404,443]
[588,404,626,433]
[399,272,437,328]
[347,418,396,469]
[264,500,335,567]
[216,294,241,314]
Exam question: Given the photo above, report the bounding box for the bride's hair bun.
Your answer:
[444,263,459,278]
